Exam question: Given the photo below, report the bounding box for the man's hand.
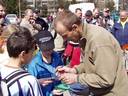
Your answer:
[59,73,78,84]
[56,66,77,74]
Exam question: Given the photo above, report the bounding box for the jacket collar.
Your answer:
[81,22,88,39]
[80,23,87,51]
[117,18,128,23]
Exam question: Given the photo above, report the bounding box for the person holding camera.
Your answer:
[20,9,41,36]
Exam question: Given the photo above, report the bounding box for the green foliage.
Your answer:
[4,0,18,14]
[57,0,71,9]
[1,0,27,15]
[105,0,115,12]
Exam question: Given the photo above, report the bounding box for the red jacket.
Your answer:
[63,41,81,68]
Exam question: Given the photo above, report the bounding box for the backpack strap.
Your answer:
[0,72,3,96]
[53,31,57,40]
[2,70,30,87]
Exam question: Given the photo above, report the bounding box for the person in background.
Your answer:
[27,30,64,96]
[84,10,95,24]
[58,6,64,13]
[112,10,128,71]
[20,9,41,36]
[54,10,128,96]
[0,27,43,96]
[0,4,9,34]
[33,9,49,31]
[47,13,53,31]
[75,8,82,20]
[93,8,104,26]
[0,24,19,68]
[112,10,128,48]
[52,7,65,60]
[102,8,114,32]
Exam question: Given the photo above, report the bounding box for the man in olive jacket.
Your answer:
[54,10,128,96]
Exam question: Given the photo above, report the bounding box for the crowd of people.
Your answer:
[0,2,128,96]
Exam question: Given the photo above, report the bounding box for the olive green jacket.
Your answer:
[76,24,128,96]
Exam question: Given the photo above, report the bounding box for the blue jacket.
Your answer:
[27,51,63,96]
[112,21,128,46]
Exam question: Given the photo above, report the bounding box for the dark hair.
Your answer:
[75,8,82,13]
[57,6,64,10]
[7,27,35,58]
[54,10,81,31]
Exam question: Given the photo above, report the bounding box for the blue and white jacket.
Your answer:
[27,51,63,96]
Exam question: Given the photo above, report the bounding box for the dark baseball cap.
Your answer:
[34,9,40,14]
[34,30,55,51]
[85,10,93,16]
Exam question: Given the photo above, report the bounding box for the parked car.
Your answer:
[5,14,19,24]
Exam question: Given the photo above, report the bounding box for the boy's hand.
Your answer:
[56,66,76,74]
[39,79,53,86]
[52,89,63,95]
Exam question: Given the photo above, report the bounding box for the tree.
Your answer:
[57,0,71,9]
[105,0,115,12]
[71,0,76,4]
[0,0,27,16]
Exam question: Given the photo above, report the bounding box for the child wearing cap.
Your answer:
[27,30,64,96]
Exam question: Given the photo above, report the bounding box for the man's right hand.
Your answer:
[56,66,77,74]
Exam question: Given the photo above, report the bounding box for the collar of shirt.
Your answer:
[120,18,128,28]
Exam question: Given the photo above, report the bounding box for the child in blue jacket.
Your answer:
[27,30,64,96]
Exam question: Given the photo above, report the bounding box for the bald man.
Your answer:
[20,9,41,36]
[112,10,128,48]
[112,10,128,71]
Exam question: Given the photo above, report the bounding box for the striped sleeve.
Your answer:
[8,75,43,96]
[27,77,43,96]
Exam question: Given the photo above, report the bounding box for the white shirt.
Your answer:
[1,66,43,96]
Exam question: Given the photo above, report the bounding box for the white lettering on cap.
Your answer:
[39,37,52,43]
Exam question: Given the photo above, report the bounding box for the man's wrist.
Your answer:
[70,68,77,74]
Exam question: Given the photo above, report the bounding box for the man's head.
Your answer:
[103,8,110,17]
[24,9,33,21]
[85,10,93,23]
[120,10,128,22]
[54,10,82,42]
[34,30,54,58]
[0,4,5,18]
[33,9,40,19]
[75,8,82,19]
[7,27,35,65]
[93,8,100,19]
[58,6,64,12]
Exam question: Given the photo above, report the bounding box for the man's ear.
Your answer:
[19,51,26,58]
[72,24,79,31]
